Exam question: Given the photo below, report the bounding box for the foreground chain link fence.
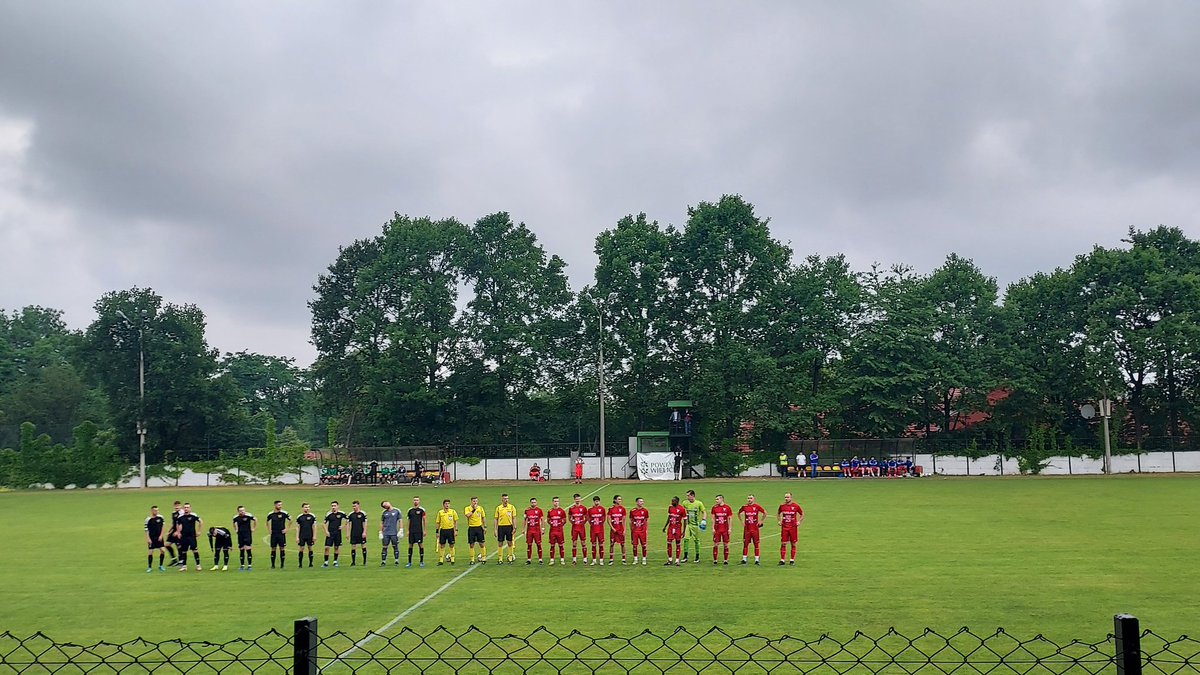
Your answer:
[1,615,1195,675]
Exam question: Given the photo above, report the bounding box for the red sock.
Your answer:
[713,546,718,561]
[790,543,797,561]
[781,544,787,559]
[724,546,729,561]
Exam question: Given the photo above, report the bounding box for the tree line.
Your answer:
[2,195,1198,483]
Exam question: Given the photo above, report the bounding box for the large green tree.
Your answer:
[80,288,232,460]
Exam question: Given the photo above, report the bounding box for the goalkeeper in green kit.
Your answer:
[681,490,707,563]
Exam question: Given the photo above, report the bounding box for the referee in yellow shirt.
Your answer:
[494,493,517,564]
[434,499,459,565]
[463,496,487,564]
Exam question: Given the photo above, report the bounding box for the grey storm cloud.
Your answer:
[1,1,1198,365]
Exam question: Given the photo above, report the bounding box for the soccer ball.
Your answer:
[445,553,452,562]
[476,554,483,562]
[507,554,515,562]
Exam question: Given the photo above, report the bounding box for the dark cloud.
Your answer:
[1,2,1198,365]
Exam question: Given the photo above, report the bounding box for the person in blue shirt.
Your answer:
[886,458,899,477]
[903,458,914,476]
[839,459,849,477]
[809,452,819,478]
[849,456,861,478]
[867,457,879,477]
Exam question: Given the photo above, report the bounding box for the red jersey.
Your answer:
[630,507,650,532]
[607,505,627,532]
[710,503,734,531]
[524,507,544,531]
[738,503,766,529]
[666,504,687,528]
[568,504,588,528]
[588,505,607,529]
[547,507,567,532]
[778,502,803,527]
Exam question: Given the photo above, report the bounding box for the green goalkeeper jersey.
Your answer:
[683,500,706,529]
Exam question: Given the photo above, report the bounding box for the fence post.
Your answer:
[294,616,318,675]
[1114,614,1141,675]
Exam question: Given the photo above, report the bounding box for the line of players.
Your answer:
[142,489,805,572]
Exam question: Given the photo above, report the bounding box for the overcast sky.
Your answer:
[2,2,1198,366]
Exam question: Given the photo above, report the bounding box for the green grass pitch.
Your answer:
[1,474,1197,648]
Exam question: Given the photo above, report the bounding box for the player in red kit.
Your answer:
[629,497,650,565]
[524,498,544,565]
[546,496,567,565]
[777,492,804,565]
[607,495,628,565]
[663,496,687,566]
[568,493,588,564]
[709,494,734,565]
[738,494,767,565]
[587,496,607,565]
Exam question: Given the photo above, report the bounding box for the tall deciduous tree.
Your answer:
[80,288,231,460]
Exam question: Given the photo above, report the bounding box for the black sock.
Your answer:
[363,548,367,562]
[408,547,413,563]
[393,544,399,560]
[351,550,357,565]
[271,550,276,568]
[246,551,252,566]
[298,551,304,567]
[334,552,339,562]
[193,552,200,565]
[159,553,165,566]
[148,554,153,568]
[278,549,285,568]
[324,554,329,563]
[308,551,314,566]
[419,546,424,562]
[223,550,229,565]
[240,550,245,566]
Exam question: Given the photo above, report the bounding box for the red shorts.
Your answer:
[571,527,586,542]
[743,529,761,543]
[526,529,542,542]
[666,527,682,542]
[590,529,604,543]
[781,527,798,544]
[712,529,730,544]
[609,529,625,544]
[549,529,565,545]
[632,529,647,546]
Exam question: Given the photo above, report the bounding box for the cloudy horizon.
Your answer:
[2,2,1197,366]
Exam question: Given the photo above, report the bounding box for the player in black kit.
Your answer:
[265,500,290,569]
[347,500,368,566]
[145,505,166,572]
[323,501,348,568]
[167,500,183,566]
[175,503,204,572]
[232,506,257,571]
[296,503,317,568]
[406,496,427,568]
[208,525,233,570]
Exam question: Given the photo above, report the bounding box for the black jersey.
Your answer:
[145,515,165,539]
[177,513,201,538]
[266,510,290,534]
[171,509,183,528]
[348,511,367,536]
[406,507,426,535]
[324,511,348,532]
[209,526,233,548]
[233,513,256,536]
[297,513,317,538]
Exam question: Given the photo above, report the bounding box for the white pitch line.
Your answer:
[323,482,612,672]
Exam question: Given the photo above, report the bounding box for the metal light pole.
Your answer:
[597,305,606,480]
[1100,395,1113,474]
[117,310,147,489]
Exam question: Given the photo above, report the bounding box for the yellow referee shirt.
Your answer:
[494,503,516,527]
[434,508,458,531]
[463,504,485,527]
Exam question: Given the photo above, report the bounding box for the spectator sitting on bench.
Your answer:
[529,463,542,481]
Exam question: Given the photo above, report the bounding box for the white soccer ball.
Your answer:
[445,553,452,562]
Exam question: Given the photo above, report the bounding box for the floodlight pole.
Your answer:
[597,304,606,480]
[117,310,147,489]
[1101,394,1113,475]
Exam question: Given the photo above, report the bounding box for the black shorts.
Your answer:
[167,532,181,545]
[408,530,424,545]
[350,533,367,546]
[147,539,164,550]
[237,532,254,548]
[325,533,343,548]
[298,535,315,547]
[270,532,287,548]
[497,525,514,543]
[179,536,198,552]
[468,526,485,545]
[438,529,455,545]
